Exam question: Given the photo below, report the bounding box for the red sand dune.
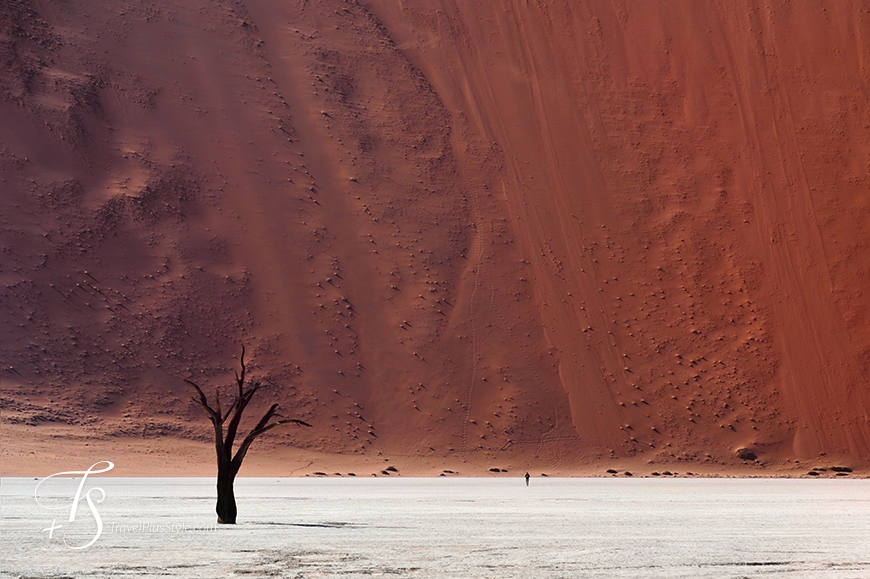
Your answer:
[2,0,870,476]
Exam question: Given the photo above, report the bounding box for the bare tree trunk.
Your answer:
[216,469,237,524]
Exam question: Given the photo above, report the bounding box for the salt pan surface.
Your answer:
[2,477,869,578]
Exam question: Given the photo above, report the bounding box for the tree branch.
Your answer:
[221,397,239,423]
[224,383,258,457]
[186,346,312,487]
[185,379,218,422]
[248,417,312,439]
[230,404,311,474]
[236,345,246,399]
[185,378,228,467]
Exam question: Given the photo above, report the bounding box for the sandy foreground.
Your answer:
[6,478,869,578]
[3,0,870,473]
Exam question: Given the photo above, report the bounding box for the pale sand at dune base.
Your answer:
[2,423,860,479]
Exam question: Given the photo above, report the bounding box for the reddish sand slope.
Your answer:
[2,0,870,475]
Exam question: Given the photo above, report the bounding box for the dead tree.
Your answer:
[186,346,311,524]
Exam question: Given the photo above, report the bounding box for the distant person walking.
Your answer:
[525,472,530,486]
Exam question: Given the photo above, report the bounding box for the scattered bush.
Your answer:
[736,448,757,461]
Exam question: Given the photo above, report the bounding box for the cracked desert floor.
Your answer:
[3,0,870,477]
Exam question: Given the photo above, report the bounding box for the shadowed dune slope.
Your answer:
[2,0,870,472]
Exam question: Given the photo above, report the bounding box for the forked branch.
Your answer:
[186,346,312,474]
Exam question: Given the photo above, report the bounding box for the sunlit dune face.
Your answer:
[2,0,869,474]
